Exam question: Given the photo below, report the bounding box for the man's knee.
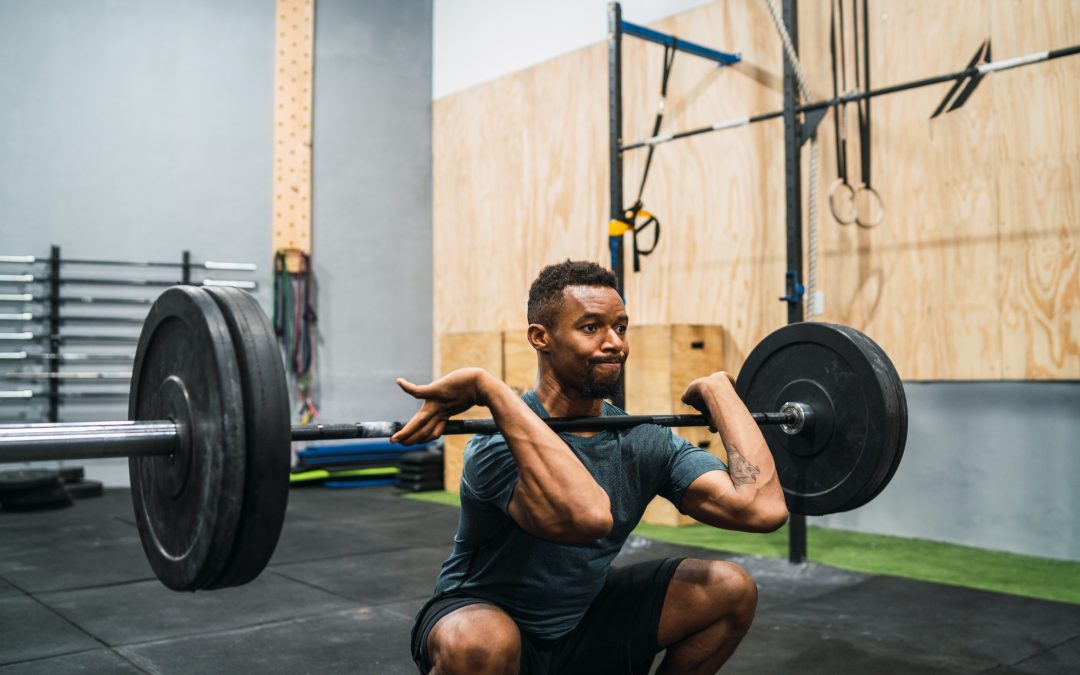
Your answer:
[428,604,521,675]
[677,559,758,628]
[702,560,758,630]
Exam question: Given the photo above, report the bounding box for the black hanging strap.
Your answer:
[855,0,872,187]
[633,42,678,210]
[623,42,678,273]
[830,0,848,185]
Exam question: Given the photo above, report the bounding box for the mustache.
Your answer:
[587,356,625,366]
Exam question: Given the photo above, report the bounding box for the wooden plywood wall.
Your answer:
[433,0,1079,381]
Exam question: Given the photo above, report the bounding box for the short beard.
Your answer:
[581,379,620,400]
[580,363,622,400]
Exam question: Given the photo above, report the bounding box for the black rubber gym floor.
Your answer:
[1,487,1077,674]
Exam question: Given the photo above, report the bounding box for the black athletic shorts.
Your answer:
[410,556,685,674]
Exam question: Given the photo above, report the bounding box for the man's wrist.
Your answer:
[704,383,743,426]
[475,369,507,408]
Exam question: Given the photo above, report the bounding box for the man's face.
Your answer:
[541,285,629,399]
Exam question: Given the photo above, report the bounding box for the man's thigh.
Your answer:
[551,557,685,675]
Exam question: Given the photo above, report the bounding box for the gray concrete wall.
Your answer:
[310,0,433,422]
[0,0,274,269]
[817,382,1080,562]
[0,0,433,483]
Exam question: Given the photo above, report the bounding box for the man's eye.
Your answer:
[582,324,597,333]
[615,325,628,335]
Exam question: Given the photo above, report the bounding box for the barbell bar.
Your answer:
[0,406,810,464]
[0,286,907,592]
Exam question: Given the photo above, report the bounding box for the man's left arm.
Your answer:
[677,372,789,533]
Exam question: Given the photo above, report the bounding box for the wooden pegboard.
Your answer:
[272,0,315,271]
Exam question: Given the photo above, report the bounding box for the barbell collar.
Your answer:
[779,401,814,436]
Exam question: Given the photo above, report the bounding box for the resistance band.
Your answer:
[273,250,318,423]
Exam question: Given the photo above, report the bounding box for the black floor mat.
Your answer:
[1,487,1077,674]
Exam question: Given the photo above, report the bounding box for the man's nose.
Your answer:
[601,328,624,351]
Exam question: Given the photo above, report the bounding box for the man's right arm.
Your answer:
[676,371,789,532]
[392,368,613,543]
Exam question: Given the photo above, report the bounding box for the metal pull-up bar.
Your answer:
[621,20,741,66]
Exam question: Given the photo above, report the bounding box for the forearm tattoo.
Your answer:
[726,444,760,486]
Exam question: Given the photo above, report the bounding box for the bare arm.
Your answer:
[677,372,789,532]
[391,368,612,542]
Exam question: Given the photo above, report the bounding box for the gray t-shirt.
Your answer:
[433,390,728,638]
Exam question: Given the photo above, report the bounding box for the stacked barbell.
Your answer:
[0,286,907,592]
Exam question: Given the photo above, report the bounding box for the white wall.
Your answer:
[433,0,711,98]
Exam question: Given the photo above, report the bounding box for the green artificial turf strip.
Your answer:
[405,491,1080,605]
[635,522,1080,605]
[406,490,461,508]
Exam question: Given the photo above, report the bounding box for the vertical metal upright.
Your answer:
[781,0,808,564]
[47,245,61,423]
[608,1,627,411]
[181,250,192,285]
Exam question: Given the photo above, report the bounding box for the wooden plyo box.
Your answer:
[438,332,504,493]
[625,325,726,527]
[439,330,537,494]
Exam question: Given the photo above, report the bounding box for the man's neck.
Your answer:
[533,370,606,418]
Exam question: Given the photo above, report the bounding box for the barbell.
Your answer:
[0,286,907,592]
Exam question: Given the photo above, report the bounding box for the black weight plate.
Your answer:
[201,287,291,590]
[68,479,105,499]
[0,469,61,493]
[831,326,907,510]
[2,484,73,511]
[59,466,85,483]
[128,286,246,591]
[735,322,905,516]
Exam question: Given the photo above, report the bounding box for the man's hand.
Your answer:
[680,371,737,432]
[391,368,491,445]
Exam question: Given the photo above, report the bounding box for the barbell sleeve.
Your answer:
[0,420,179,462]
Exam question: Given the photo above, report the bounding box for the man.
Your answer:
[392,260,788,674]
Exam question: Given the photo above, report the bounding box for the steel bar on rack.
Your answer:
[0,274,256,290]
[0,351,135,362]
[1,372,131,380]
[0,255,256,271]
[0,333,138,344]
[0,313,144,324]
[0,294,155,306]
[620,43,1080,151]
[0,391,130,403]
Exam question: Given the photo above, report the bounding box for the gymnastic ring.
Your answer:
[853,184,885,229]
[828,179,858,225]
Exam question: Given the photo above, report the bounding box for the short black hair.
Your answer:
[527,260,619,326]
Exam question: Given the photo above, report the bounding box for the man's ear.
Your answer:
[527,323,550,352]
